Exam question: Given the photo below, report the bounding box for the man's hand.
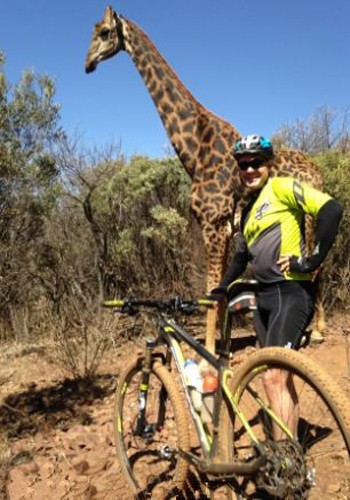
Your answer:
[277,254,293,273]
[207,287,228,310]
[278,254,314,273]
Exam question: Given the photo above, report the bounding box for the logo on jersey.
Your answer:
[255,201,270,220]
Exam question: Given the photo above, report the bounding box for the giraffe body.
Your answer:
[85,7,325,351]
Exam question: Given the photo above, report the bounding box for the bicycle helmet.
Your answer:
[233,135,273,160]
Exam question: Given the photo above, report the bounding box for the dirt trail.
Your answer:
[1,314,350,499]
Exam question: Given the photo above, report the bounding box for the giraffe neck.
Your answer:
[122,18,240,177]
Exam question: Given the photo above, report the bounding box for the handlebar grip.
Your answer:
[102,299,125,308]
[197,298,216,307]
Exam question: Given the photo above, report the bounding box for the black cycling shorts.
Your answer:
[253,281,315,349]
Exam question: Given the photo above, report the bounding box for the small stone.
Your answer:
[20,461,40,475]
[71,457,89,474]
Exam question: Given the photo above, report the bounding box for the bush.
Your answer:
[86,155,205,298]
[314,151,350,311]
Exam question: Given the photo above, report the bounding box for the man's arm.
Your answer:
[289,199,343,273]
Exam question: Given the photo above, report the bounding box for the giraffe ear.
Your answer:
[104,6,114,21]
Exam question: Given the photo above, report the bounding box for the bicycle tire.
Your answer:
[113,356,190,498]
[219,347,350,499]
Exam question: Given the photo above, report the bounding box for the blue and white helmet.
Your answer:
[233,134,273,159]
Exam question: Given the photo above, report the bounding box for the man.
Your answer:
[212,134,343,437]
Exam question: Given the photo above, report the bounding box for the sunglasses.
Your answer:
[238,158,265,171]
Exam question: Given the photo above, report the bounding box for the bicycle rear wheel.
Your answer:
[114,356,190,498]
[220,347,350,499]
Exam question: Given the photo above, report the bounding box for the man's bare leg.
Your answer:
[263,368,299,440]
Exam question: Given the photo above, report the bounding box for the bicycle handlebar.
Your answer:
[102,280,259,316]
[102,297,215,316]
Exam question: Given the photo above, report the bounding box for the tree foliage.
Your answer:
[273,106,350,154]
[56,145,199,300]
[0,54,65,338]
[314,151,350,308]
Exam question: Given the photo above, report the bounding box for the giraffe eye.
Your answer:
[100,28,110,41]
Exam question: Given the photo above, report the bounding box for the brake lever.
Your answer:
[121,300,138,316]
[179,302,197,315]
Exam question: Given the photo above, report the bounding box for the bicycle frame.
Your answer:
[142,308,293,476]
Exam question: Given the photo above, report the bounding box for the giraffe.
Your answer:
[85,6,325,353]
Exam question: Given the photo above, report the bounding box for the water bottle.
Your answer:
[184,359,202,411]
[201,373,218,423]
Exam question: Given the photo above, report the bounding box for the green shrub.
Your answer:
[314,151,350,311]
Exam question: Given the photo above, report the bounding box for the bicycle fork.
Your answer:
[134,337,169,443]
[134,337,156,437]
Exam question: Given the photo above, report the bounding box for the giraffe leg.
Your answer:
[205,307,217,354]
[199,307,219,377]
[310,274,326,343]
[305,219,326,342]
[201,221,231,355]
[314,302,326,332]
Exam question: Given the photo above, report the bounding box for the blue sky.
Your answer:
[1,1,349,158]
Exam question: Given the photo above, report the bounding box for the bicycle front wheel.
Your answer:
[114,356,190,498]
[220,347,350,499]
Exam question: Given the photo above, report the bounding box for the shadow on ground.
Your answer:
[0,374,116,441]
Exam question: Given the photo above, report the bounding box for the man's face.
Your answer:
[237,154,270,191]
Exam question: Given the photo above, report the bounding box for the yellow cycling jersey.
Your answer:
[242,177,332,283]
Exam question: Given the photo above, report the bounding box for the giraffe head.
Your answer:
[85,6,124,73]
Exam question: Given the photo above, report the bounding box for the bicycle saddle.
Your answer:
[227,279,258,315]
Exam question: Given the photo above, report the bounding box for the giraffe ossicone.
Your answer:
[85,6,325,352]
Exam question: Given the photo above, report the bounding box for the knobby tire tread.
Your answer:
[113,356,190,498]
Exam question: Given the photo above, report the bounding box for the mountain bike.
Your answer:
[103,279,350,499]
